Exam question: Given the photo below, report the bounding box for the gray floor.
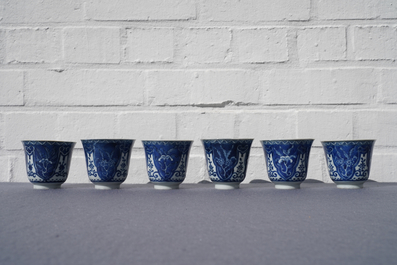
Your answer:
[1,181,397,265]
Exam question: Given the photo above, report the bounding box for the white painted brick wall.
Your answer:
[297,27,346,63]
[6,28,61,63]
[353,26,397,60]
[63,27,121,64]
[126,28,174,63]
[1,0,397,184]
[0,71,24,106]
[234,28,288,63]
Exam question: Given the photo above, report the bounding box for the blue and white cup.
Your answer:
[261,139,314,189]
[322,140,375,189]
[202,139,253,190]
[22,141,76,189]
[82,139,134,189]
[142,140,193,190]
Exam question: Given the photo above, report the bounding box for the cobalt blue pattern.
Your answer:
[82,139,134,183]
[261,140,313,183]
[143,141,192,183]
[22,141,75,184]
[322,140,375,182]
[202,139,253,183]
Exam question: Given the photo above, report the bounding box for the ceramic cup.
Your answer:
[202,139,253,190]
[81,139,134,189]
[321,140,375,189]
[22,141,75,189]
[261,139,314,189]
[142,140,193,190]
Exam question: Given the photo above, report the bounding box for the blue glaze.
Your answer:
[22,141,75,184]
[202,139,253,183]
[322,140,375,182]
[142,141,193,183]
[82,139,134,183]
[261,139,313,183]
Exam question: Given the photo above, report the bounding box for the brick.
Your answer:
[262,69,377,105]
[117,112,177,148]
[58,113,118,149]
[6,28,61,63]
[306,151,328,183]
[371,153,397,182]
[127,28,174,62]
[297,111,354,146]
[379,0,397,19]
[1,0,83,23]
[318,0,397,20]
[177,112,235,147]
[147,70,260,106]
[234,28,288,63]
[379,69,397,103]
[192,70,260,104]
[63,27,121,64]
[85,0,196,21]
[9,155,29,183]
[125,156,149,184]
[184,154,208,183]
[177,28,231,64]
[306,69,377,104]
[355,111,397,146]
[202,0,310,21]
[353,26,397,60]
[0,157,9,182]
[67,154,92,184]
[297,27,346,62]
[242,153,267,183]
[146,70,193,106]
[0,71,24,106]
[237,111,297,147]
[26,69,144,106]
[0,30,5,63]
[261,70,309,105]
[4,113,59,150]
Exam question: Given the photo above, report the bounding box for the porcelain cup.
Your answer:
[261,139,314,189]
[202,139,253,190]
[321,140,375,189]
[22,141,76,189]
[81,139,134,189]
[142,140,193,190]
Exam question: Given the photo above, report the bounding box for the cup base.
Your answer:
[273,182,301,190]
[93,182,122,190]
[214,183,240,190]
[153,182,180,190]
[334,181,366,189]
[33,183,63,189]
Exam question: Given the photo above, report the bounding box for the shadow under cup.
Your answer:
[22,141,76,189]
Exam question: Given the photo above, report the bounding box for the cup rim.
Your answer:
[260,138,314,142]
[22,140,76,144]
[321,139,376,143]
[81,139,135,141]
[142,140,193,142]
[201,138,254,141]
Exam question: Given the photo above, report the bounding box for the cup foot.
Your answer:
[33,183,62,189]
[93,182,122,190]
[153,182,180,190]
[274,182,301,190]
[334,181,366,189]
[214,183,240,190]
